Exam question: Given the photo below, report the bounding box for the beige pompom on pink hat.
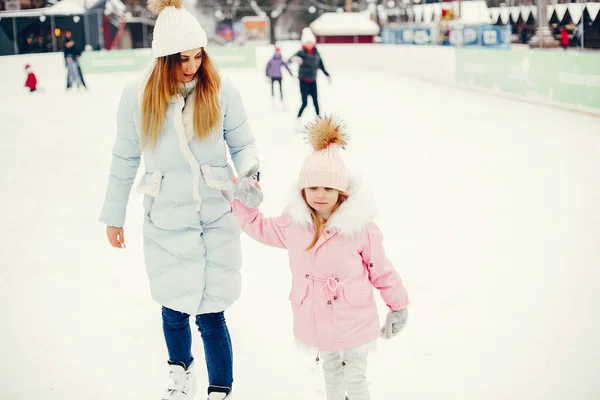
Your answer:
[299,116,349,192]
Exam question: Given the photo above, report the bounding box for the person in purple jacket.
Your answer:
[266,46,293,101]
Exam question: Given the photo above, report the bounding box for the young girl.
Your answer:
[24,64,38,92]
[288,28,331,119]
[231,116,409,400]
[265,46,293,102]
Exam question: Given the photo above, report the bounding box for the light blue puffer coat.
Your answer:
[99,74,259,315]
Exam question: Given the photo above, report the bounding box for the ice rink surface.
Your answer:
[1,61,599,399]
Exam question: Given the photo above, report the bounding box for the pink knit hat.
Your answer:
[299,116,349,192]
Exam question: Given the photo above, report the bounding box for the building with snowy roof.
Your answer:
[309,12,381,44]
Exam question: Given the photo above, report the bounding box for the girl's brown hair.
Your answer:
[140,49,221,150]
[303,189,349,251]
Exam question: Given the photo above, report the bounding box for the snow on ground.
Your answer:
[0,60,599,400]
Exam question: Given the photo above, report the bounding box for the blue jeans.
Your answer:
[162,307,233,395]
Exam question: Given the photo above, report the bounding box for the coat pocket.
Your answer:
[200,164,234,202]
[343,287,374,307]
[289,283,309,306]
[136,171,163,198]
[137,171,163,222]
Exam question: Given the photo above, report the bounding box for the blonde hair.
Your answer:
[302,189,349,251]
[140,49,221,150]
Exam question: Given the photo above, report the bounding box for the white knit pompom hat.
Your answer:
[299,116,349,192]
[148,0,207,58]
[301,27,317,45]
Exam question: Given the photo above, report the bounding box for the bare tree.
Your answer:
[209,0,291,43]
[253,0,291,44]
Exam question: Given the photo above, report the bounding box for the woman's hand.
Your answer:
[106,226,126,248]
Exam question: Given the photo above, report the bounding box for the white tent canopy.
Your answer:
[432,4,442,23]
[413,1,490,25]
[423,5,433,23]
[413,6,423,23]
[552,4,568,21]
[415,3,444,23]
[460,1,491,24]
[567,3,584,23]
[310,12,380,36]
[499,7,510,24]
[525,5,537,20]
[584,3,599,22]
[487,3,600,24]
[510,6,521,22]
[489,7,501,24]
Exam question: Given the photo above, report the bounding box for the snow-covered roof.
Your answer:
[69,0,106,9]
[309,12,380,36]
[0,8,46,17]
[0,0,104,17]
[44,0,85,15]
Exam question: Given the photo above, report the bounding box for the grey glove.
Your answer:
[233,165,263,208]
[380,308,408,339]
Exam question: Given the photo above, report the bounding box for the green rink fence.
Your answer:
[455,48,600,111]
[79,46,256,73]
[77,45,600,112]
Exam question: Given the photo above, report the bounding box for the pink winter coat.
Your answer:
[232,185,409,351]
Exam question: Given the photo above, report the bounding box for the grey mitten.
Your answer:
[233,165,263,208]
[380,308,408,339]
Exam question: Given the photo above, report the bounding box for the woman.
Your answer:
[288,28,331,119]
[99,0,259,399]
[63,39,87,90]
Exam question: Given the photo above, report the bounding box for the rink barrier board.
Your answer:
[455,48,600,110]
[2,44,598,114]
[382,25,512,48]
[78,47,257,73]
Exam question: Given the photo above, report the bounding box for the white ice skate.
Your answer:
[207,391,232,400]
[161,361,197,400]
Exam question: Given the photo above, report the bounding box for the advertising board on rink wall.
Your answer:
[381,24,511,48]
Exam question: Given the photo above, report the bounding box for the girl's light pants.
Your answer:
[320,344,370,400]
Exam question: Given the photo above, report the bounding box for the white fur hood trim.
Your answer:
[284,173,378,237]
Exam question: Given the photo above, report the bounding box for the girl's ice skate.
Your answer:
[162,361,197,400]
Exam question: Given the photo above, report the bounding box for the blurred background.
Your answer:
[0,0,599,55]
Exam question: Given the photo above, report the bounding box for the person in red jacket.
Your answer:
[560,27,570,50]
[24,64,38,92]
